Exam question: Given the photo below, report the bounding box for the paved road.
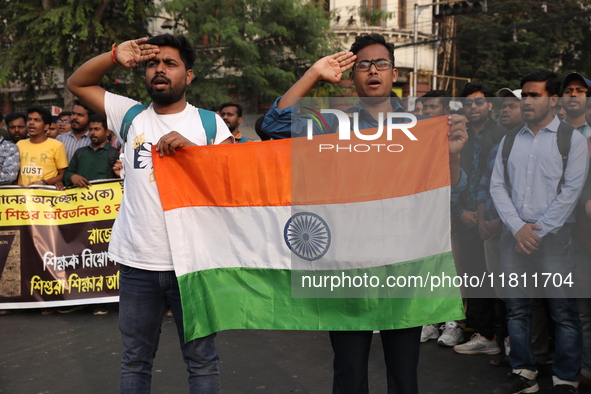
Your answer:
[0,308,585,393]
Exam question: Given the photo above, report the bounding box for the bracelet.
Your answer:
[42,179,48,185]
[111,43,121,66]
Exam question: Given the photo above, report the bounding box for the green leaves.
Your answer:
[0,0,154,107]
[165,0,333,109]
[0,0,332,111]
[453,0,591,89]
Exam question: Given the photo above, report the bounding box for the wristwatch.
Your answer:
[42,179,48,185]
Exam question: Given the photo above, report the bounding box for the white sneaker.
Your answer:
[420,324,440,343]
[453,333,501,355]
[437,321,463,347]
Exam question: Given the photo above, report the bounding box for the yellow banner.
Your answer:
[0,180,123,226]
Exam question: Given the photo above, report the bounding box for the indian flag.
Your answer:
[153,116,464,342]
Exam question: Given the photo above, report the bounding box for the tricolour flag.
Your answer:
[153,116,464,342]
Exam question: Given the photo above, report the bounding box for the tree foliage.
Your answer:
[0,0,155,109]
[162,0,334,110]
[450,0,591,89]
[0,0,335,111]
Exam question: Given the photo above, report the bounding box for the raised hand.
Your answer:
[310,52,357,84]
[115,38,160,69]
[447,114,468,155]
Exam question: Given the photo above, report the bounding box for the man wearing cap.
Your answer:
[468,87,523,364]
[475,88,523,278]
[490,70,589,394]
[497,88,524,132]
[575,87,591,389]
[561,72,590,136]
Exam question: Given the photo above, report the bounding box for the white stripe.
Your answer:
[166,187,450,276]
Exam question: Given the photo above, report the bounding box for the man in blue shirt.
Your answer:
[490,71,589,394]
[57,100,93,161]
[264,33,468,394]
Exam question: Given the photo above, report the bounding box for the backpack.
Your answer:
[118,104,217,145]
[501,121,574,196]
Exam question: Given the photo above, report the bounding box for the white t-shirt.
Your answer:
[105,91,232,271]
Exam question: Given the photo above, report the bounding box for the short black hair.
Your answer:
[27,106,52,125]
[423,90,450,98]
[520,71,561,96]
[88,114,108,130]
[57,111,72,119]
[5,112,26,125]
[350,33,395,64]
[73,99,94,118]
[422,90,451,108]
[220,102,243,117]
[460,82,494,98]
[52,115,59,123]
[146,34,196,71]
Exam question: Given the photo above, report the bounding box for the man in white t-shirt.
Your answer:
[67,34,233,393]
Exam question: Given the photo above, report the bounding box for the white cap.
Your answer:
[496,88,522,99]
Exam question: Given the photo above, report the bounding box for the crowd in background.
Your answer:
[1,57,591,393]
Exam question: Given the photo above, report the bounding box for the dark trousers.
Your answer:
[458,228,496,339]
[329,327,421,394]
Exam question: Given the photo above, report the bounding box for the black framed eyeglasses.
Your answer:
[463,97,487,107]
[353,59,393,72]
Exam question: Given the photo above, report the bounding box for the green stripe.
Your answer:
[178,252,464,341]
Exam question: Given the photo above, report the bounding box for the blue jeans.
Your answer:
[500,226,582,382]
[119,265,219,394]
[575,245,591,377]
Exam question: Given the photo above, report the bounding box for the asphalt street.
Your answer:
[0,307,586,393]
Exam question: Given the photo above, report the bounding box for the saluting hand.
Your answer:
[115,38,160,69]
[310,52,357,84]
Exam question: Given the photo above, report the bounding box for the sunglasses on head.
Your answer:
[463,97,487,107]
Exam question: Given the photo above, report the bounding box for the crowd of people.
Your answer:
[0,102,122,190]
[1,31,590,394]
[0,99,256,190]
[411,74,591,394]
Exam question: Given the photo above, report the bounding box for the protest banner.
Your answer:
[0,180,122,309]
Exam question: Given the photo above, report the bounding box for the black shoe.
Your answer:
[552,385,577,394]
[492,373,539,394]
[57,305,85,314]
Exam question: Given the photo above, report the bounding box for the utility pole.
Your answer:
[413,0,485,95]
[413,3,419,97]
